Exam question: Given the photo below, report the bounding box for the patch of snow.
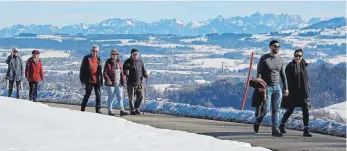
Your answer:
[22,50,70,61]
[152,84,182,93]
[180,37,208,43]
[326,55,347,65]
[147,70,203,75]
[311,101,346,123]
[0,97,269,151]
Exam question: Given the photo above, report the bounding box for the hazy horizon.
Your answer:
[0,1,345,29]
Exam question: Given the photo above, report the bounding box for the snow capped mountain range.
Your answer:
[0,12,345,37]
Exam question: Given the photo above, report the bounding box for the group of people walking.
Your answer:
[251,40,312,137]
[79,45,149,116]
[4,40,312,137]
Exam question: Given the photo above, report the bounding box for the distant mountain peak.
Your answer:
[0,13,344,37]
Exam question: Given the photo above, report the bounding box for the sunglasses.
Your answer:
[294,54,303,58]
[272,45,280,48]
[112,53,118,56]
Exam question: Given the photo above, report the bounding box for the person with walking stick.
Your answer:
[123,48,149,115]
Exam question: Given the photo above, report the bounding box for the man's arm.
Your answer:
[5,55,11,64]
[280,58,288,91]
[98,58,103,86]
[256,56,263,78]
[142,60,148,78]
[20,59,24,80]
[25,60,30,79]
[80,57,86,84]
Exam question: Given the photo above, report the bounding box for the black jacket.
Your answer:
[80,54,103,86]
[123,57,147,86]
[281,59,310,109]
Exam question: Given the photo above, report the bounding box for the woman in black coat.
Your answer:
[280,49,312,137]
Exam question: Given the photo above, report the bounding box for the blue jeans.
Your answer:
[256,85,283,130]
[106,84,124,112]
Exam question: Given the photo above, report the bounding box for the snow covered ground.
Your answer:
[152,84,182,93]
[147,69,204,75]
[324,101,346,119]
[22,50,71,60]
[311,101,346,123]
[0,97,269,151]
[183,58,257,71]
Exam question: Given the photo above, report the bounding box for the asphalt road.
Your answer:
[46,103,347,151]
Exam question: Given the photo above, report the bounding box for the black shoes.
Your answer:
[253,123,260,133]
[96,110,102,114]
[130,110,136,115]
[303,127,312,137]
[120,111,129,116]
[108,111,115,116]
[272,129,283,137]
[135,109,141,115]
[279,124,287,134]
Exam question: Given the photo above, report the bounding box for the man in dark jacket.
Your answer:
[280,49,312,137]
[80,45,103,113]
[5,48,23,99]
[123,49,149,115]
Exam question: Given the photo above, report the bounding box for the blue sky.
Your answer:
[0,1,345,29]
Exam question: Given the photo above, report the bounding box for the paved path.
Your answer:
[46,103,346,151]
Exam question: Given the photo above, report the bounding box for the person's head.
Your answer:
[294,49,304,63]
[90,45,99,57]
[269,40,280,54]
[32,50,40,59]
[131,48,139,60]
[110,49,119,61]
[12,47,19,56]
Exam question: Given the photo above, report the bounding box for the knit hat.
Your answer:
[131,49,139,54]
[32,50,40,54]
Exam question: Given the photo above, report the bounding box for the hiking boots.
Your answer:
[303,127,312,137]
[120,110,129,116]
[279,124,287,134]
[272,129,283,137]
[253,123,260,133]
[130,110,137,115]
[108,111,115,116]
[135,109,141,115]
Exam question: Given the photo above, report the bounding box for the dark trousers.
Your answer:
[81,83,101,112]
[127,84,144,111]
[29,82,38,102]
[281,106,309,127]
[8,80,20,98]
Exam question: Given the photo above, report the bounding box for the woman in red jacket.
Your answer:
[25,50,44,102]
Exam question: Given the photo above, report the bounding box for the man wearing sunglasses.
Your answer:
[80,45,103,114]
[123,48,149,115]
[5,48,23,99]
[254,40,288,137]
